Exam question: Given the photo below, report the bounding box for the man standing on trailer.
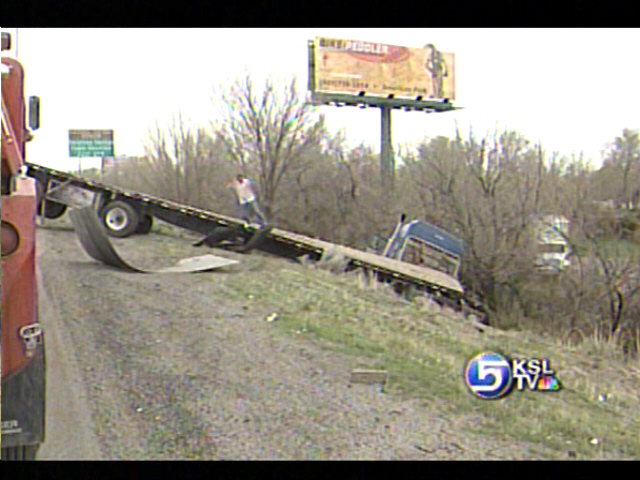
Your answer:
[227,174,268,227]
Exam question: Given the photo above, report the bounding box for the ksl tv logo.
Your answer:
[464,352,562,400]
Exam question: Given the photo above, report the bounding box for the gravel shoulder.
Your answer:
[34,220,633,460]
[35,226,104,460]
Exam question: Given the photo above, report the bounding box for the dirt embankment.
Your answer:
[35,221,559,460]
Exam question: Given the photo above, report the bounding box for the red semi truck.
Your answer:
[1,31,45,460]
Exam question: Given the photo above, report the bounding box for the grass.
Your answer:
[219,253,640,460]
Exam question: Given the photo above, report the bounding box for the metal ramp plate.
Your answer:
[69,206,239,273]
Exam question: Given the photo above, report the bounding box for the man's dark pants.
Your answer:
[240,201,268,225]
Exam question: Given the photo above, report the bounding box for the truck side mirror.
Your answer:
[28,96,40,131]
[1,32,10,51]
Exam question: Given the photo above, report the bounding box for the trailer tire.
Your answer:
[136,214,153,235]
[238,225,273,253]
[35,180,68,219]
[1,445,40,461]
[101,201,140,238]
[39,200,67,219]
[194,226,237,247]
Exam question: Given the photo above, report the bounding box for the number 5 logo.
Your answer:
[464,352,513,400]
[473,360,506,392]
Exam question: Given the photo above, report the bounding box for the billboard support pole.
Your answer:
[381,105,394,189]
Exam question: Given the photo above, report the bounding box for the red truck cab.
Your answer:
[1,31,45,461]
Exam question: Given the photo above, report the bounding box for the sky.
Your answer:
[3,28,639,172]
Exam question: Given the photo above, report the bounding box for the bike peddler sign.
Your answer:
[312,37,456,101]
[69,129,114,157]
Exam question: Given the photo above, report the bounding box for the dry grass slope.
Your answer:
[217,247,640,459]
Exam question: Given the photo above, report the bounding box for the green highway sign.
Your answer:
[69,129,114,157]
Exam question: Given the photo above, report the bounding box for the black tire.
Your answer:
[39,200,67,219]
[239,225,273,253]
[1,445,40,460]
[136,214,153,235]
[35,180,67,219]
[193,226,237,247]
[100,200,140,238]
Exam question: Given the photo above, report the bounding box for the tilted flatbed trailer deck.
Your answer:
[26,163,483,316]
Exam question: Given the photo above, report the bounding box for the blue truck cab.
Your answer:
[380,216,464,278]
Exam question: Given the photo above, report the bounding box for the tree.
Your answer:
[213,75,326,219]
[399,136,460,226]
[541,148,640,348]
[138,113,233,209]
[601,128,640,208]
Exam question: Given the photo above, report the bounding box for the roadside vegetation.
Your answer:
[71,74,639,457]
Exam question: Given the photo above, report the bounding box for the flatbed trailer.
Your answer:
[26,162,484,318]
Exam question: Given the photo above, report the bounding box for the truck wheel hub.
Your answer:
[105,207,128,230]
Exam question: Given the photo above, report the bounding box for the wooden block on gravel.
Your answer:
[350,369,388,386]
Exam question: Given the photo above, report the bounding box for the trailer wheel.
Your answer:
[1,445,40,460]
[136,214,153,235]
[39,200,67,219]
[35,180,67,219]
[101,201,140,238]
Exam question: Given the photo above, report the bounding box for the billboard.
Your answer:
[311,37,455,101]
[69,129,114,157]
